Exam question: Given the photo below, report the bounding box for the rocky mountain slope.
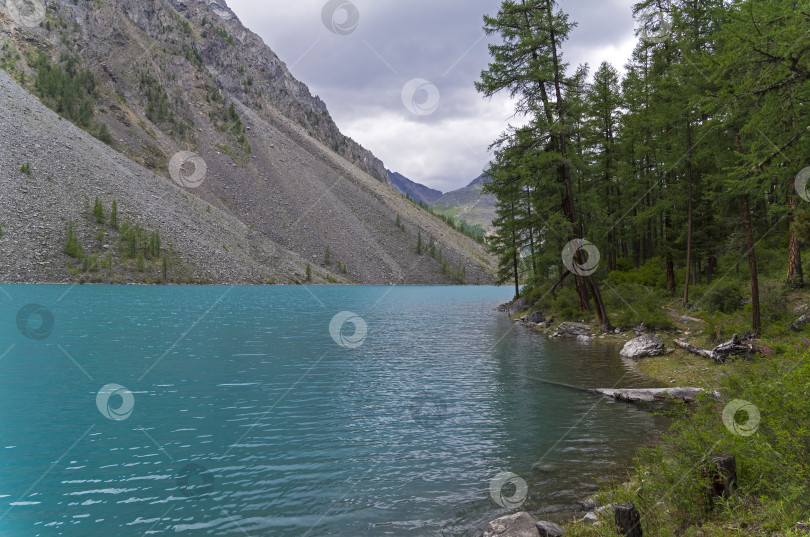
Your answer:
[388,170,443,205]
[0,0,496,284]
[432,174,496,234]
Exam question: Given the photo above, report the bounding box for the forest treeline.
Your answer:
[478,0,810,333]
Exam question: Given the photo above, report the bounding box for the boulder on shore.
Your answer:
[789,312,810,332]
[620,334,665,359]
[536,520,566,536]
[554,322,592,338]
[508,298,530,318]
[527,311,546,324]
[483,512,540,537]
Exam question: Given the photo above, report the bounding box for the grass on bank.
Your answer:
[563,343,810,537]
[512,245,810,535]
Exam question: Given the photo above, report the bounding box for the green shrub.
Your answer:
[64,221,83,259]
[602,283,674,329]
[606,257,668,288]
[33,53,95,127]
[92,196,105,223]
[20,162,31,175]
[597,343,810,535]
[698,280,744,314]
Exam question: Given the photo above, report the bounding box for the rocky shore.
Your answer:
[481,299,723,536]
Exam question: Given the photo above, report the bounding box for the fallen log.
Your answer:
[673,334,759,364]
[673,339,713,359]
[711,334,758,363]
[589,387,718,403]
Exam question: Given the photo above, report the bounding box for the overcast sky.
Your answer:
[227,0,639,193]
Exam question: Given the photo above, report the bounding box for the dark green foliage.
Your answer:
[0,223,5,238]
[92,196,104,223]
[305,263,312,282]
[414,199,485,244]
[324,246,332,265]
[19,162,31,175]
[120,219,161,260]
[0,41,18,72]
[416,230,423,255]
[82,253,98,272]
[136,252,145,272]
[93,122,113,145]
[210,100,250,155]
[139,72,174,124]
[212,27,235,45]
[64,221,83,259]
[32,53,95,127]
[701,281,744,314]
[181,45,203,68]
[148,230,161,258]
[478,0,809,332]
[603,344,810,534]
[162,257,168,281]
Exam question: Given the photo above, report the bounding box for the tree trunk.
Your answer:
[545,0,610,326]
[683,121,694,306]
[614,503,643,537]
[787,175,803,288]
[511,200,520,299]
[741,195,761,334]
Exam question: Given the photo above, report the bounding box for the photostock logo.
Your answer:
[176,463,215,498]
[321,0,359,36]
[96,383,135,421]
[795,167,810,202]
[638,8,672,44]
[722,399,760,437]
[16,304,55,340]
[5,0,46,28]
[489,471,528,509]
[329,311,367,349]
[169,151,207,189]
[401,79,441,117]
[562,239,601,277]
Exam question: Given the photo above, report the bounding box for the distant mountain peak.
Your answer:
[467,172,492,188]
[387,170,443,205]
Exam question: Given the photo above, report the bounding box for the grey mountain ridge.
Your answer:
[433,173,496,234]
[387,170,443,205]
[0,0,496,284]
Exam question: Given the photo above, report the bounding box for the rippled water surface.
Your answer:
[0,285,668,536]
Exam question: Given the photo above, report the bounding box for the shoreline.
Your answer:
[483,301,727,535]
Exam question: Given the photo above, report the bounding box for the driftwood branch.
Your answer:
[589,387,717,403]
[530,377,718,403]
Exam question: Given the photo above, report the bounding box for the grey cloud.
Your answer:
[228,0,637,191]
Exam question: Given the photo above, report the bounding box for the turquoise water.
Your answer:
[0,286,668,536]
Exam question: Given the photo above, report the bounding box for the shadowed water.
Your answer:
[0,285,668,536]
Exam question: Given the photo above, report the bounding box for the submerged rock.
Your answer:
[620,334,665,359]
